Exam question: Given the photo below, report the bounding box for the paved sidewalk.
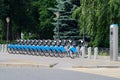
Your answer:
[0,53,120,68]
[1,53,120,79]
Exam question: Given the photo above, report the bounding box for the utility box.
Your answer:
[110,24,118,61]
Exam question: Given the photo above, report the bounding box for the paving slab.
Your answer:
[0,53,120,68]
[0,53,120,79]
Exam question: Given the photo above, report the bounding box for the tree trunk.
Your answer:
[17,26,21,39]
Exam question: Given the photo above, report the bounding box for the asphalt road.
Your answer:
[0,67,119,80]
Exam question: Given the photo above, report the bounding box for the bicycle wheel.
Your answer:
[44,51,49,57]
[40,51,44,56]
[59,52,65,58]
[69,51,75,59]
[7,48,12,54]
[54,52,59,57]
[49,50,54,57]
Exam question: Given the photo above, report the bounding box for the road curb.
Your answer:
[0,63,50,67]
[72,65,120,68]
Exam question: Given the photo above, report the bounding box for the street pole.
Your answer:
[55,12,60,40]
[82,10,85,46]
[7,23,9,42]
[6,17,10,43]
[83,18,85,45]
[57,18,60,39]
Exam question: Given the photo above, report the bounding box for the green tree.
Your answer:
[10,0,37,39]
[0,0,56,40]
[0,0,35,40]
[50,0,80,40]
[0,0,11,41]
[33,0,56,39]
[73,0,120,47]
[109,0,120,46]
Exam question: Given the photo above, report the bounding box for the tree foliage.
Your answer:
[0,0,120,47]
[72,0,120,47]
[0,0,56,40]
[36,0,56,39]
[50,0,80,40]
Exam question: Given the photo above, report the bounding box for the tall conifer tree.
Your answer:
[49,0,80,40]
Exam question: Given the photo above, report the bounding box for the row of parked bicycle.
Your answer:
[7,39,83,58]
